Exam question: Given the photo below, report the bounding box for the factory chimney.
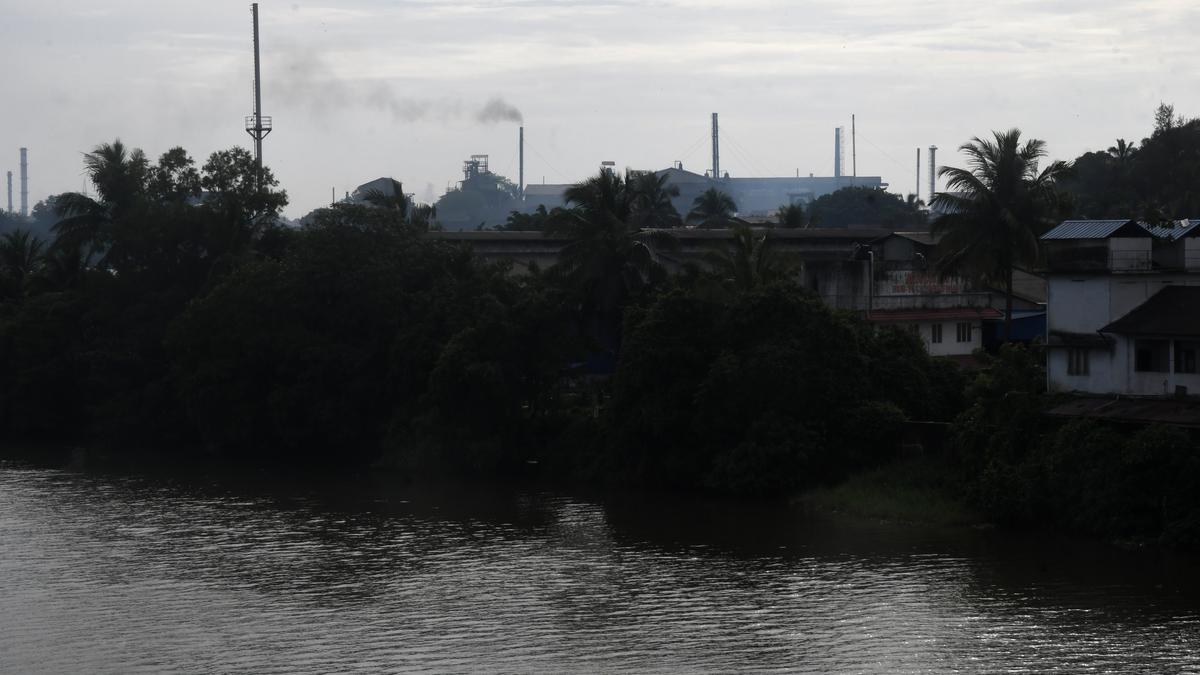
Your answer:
[928,145,937,202]
[19,148,28,217]
[711,113,720,180]
[518,126,524,199]
[834,128,843,180]
[6,171,11,214]
[915,148,921,202]
[244,3,272,192]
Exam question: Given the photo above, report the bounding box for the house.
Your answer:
[863,231,1044,359]
[1042,219,1200,395]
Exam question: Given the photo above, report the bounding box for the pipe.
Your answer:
[519,126,524,199]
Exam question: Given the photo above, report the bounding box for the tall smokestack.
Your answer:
[518,126,524,199]
[711,112,720,179]
[834,128,842,179]
[244,3,272,192]
[19,148,28,217]
[6,171,11,214]
[915,148,921,201]
[928,145,937,202]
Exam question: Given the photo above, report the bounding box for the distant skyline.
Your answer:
[3,0,1197,218]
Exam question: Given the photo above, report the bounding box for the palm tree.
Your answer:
[687,187,737,228]
[775,202,811,229]
[931,129,1071,341]
[1107,138,1137,164]
[704,225,791,291]
[547,170,677,348]
[51,139,148,258]
[0,229,46,298]
[361,178,411,214]
[627,171,682,229]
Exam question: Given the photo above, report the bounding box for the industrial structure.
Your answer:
[6,171,11,214]
[518,115,887,220]
[244,3,271,190]
[19,147,28,217]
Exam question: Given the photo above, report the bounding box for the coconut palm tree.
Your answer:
[1107,138,1137,164]
[628,171,682,229]
[51,139,148,258]
[704,225,792,291]
[931,129,1071,341]
[687,187,737,228]
[361,178,411,214]
[547,170,677,348]
[0,229,45,299]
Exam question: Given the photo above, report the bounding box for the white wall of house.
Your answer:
[1047,273,1200,394]
[1048,346,1118,394]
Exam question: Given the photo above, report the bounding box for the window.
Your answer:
[955,322,973,343]
[1175,341,1198,374]
[1067,348,1089,375]
[931,323,943,344]
[1135,339,1170,373]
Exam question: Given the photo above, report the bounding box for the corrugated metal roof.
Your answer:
[1040,219,1147,240]
[1145,220,1200,240]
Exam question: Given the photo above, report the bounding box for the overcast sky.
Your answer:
[3,0,1197,218]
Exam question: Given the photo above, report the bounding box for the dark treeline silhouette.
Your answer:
[4,115,1200,547]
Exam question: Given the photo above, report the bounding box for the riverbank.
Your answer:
[798,455,984,527]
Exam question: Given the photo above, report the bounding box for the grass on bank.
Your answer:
[798,455,984,527]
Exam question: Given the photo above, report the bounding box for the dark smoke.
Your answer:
[274,48,522,125]
[476,97,524,124]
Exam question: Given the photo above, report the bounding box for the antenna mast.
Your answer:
[245,3,272,191]
[851,114,856,182]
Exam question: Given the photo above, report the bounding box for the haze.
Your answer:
[3,0,1196,218]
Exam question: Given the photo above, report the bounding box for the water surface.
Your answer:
[2,455,1198,673]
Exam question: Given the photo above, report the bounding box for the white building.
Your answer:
[1043,219,1200,396]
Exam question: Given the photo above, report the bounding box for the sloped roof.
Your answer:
[1144,220,1200,240]
[1100,286,1200,336]
[1047,397,1200,428]
[1041,219,1149,240]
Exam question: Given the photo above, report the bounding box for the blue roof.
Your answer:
[1144,220,1200,241]
[1040,219,1149,240]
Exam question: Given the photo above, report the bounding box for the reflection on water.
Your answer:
[1,455,1198,674]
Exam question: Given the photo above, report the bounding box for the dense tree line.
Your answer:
[950,345,1200,549]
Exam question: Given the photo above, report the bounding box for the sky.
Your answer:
[2,0,1198,218]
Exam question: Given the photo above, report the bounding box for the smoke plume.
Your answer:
[476,97,524,124]
[274,48,522,125]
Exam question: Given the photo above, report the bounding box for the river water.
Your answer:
[2,454,1199,674]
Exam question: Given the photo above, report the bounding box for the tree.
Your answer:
[686,187,737,228]
[50,139,150,257]
[807,186,925,229]
[547,170,677,350]
[775,202,811,229]
[360,178,410,213]
[703,225,792,292]
[628,171,682,229]
[931,129,1071,341]
[148,147,202,204]
[0,229,45,300]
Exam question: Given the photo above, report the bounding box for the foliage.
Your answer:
[547,169,679,351]
[932,129,1071,340]
[604,279,960,495]
[702,225,796,293]
[807,187,925,230]
[948,344,1200,549]
[686,187,737,228]
[1059,104,1200,221]
[775,202,811,229]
